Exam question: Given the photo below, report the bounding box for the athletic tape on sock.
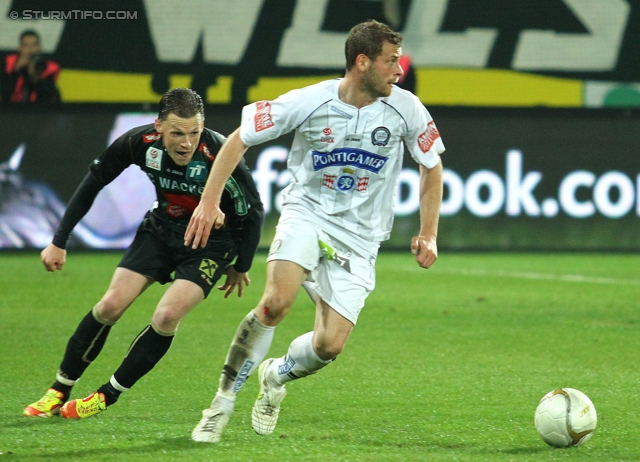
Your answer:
[218,311,274,395]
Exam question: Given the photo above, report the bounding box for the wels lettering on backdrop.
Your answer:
[0,0,638,107]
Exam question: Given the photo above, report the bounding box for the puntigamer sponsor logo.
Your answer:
[312,148,388,173]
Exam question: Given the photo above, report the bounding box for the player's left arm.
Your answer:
[219,206,265,298]
[411,159,443,269]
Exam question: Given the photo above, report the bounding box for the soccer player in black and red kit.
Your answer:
[23,88,264,419]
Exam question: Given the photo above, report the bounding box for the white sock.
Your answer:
[216,312,274,399]
[210,394,235,413]
[269,331,331,386]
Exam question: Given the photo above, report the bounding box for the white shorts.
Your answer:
[267,207,377,325]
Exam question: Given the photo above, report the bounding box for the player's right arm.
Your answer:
[185,127,248,249]
[41,173,104,271]
[42,129,136,271]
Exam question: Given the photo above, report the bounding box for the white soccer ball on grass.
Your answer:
[534,388,597,448]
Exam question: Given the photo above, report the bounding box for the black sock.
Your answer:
[112,324,174,391]
[54,309,113,394]
[97,382,121,407]
[49,382,72,402]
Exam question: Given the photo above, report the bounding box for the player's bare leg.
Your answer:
[193,260,306,443]
[252,297,353,435]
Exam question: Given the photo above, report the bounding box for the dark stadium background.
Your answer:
[1,0,638,250]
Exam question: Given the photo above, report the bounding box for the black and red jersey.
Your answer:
[53,123,264,273]
[90,124,262,231]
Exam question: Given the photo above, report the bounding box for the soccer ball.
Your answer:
[534,388,597,448]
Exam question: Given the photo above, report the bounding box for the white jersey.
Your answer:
[240,79,445,244]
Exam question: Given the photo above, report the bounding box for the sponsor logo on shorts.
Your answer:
[233,360,255,393]
[335,254,351,273]
[278,355,295,375]
[418,121,440,153]
[146,147,162,171]
[199,259,218,286]
[319,240,352,272]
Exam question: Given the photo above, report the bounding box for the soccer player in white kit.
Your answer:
[188,19,445,443]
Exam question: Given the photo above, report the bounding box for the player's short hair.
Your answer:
[19,29,40,44]
[345,20,402,71]
[158,88,204,121]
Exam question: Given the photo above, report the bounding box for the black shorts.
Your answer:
[118,213,236,298]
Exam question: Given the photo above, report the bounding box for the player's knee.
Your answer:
[95,292,128,322]
[151,309,182,332]
[260,291,294,320]
[313,339,344,361]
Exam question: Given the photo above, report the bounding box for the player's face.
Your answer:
[155,113,204,166]
[362,42,404,98]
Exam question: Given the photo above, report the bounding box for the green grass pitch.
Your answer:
[1,251,639,461]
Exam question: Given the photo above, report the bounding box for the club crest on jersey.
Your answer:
[145,147,163,171]
[323,168,369,194]
[371,126,391,146]
[312,148,387,173]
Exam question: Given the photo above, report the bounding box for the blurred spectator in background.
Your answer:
[396,53,416,93]
[1,29,61,104]
[382,0,402,29]
[383,0,415,93]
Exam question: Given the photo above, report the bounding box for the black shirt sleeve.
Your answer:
[51,126,140,248]
[232,207,265,273]
[52,172,104,249]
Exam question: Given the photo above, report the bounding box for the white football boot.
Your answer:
[251,358,287,435]
[191,397,233,443]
